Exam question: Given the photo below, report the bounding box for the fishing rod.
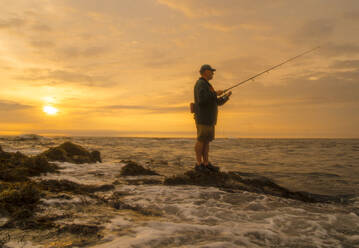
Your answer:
[222,46,320,94]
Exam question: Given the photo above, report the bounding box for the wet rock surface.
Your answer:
[0,145,58,182]
[58,223,103,236]
[0,145,166,247]
[41,141,102,164]
[38,179,114,195]
[0,146,59,227]
[0,182,40,220]
[164,168,354,204]
[123,178,163,185]
[0,143,108,247]
[120,160,159,176]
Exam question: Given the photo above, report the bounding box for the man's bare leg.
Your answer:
[203,141,210,165]
[195,141,204,165]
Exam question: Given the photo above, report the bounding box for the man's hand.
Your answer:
[216,90,224,96]
[224,91,232,98]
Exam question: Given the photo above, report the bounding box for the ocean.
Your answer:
[1,136,359,247]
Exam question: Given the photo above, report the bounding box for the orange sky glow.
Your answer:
[1,0,358,138]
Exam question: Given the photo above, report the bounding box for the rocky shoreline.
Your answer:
[0,142,355,247]
[0,142,106,247]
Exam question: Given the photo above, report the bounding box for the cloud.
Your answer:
[226,66,359,112]
[143,48,185,68]
[0,7,114,68]
[238,95,358,110]
[201,23,238,32]
[329,69,359,82]
[0,99,33,111]
[200,21,271,33]
[287,70,359,103]
[156,0,290,19]
[330,59,359,69]
[15,68,115,87]
[321,43,359,57]
[216,56,271,82]
[60,45,108,58]
[99,104,188,114]
[291,19,336,45]
[29,40,55,48]
[343,11,359,21]
[156,0,225,18]
[50,70,95,84]
[31,23,52,32]
[0,15,52,33]
[0,17,26,29]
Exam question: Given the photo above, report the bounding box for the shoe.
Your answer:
[195,163,203,171]
[205,163,219,172]
[195,163,209,172]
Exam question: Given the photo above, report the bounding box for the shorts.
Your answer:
[196,124,215,142]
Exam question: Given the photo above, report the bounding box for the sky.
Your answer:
[0,0,358,138]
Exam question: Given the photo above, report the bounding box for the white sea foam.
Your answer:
[37,161,125,185]
[34,158,359,247]
[90,184,357,247]
[41,195,93,205]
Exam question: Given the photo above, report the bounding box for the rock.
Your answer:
[0,148,58,182]
[0,182,40,219]
[165,169,230,187]
[125,178,163,185]
[58,224,102,236]
[14,215,57,230]
[120,160,159,176]
[90,151,101,163]
[41,142,101,164]
[0,147,59,225]
[164,168,351,204]
[38,179,114,195]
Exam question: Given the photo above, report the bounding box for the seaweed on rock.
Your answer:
[120,160,159,176]
[0,145,58,182]
[0,146,57,225]
[41,141,102,164]
[38,179,114,195]
[0,182,40,219]
[58,224,103,236]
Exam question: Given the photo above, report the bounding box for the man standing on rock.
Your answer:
[193,64,232,172]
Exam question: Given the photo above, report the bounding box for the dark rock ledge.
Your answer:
[40,141,101,164]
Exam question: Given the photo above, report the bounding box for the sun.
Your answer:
[43,105,58,115]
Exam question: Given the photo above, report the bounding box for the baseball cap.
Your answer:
[199,64,216,74]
